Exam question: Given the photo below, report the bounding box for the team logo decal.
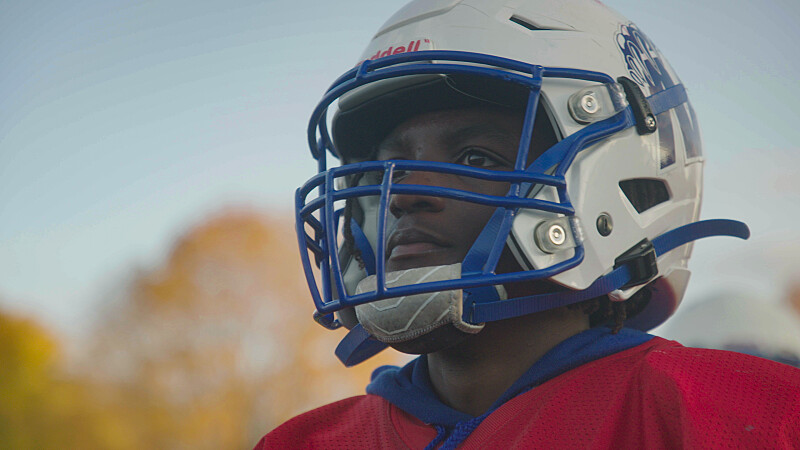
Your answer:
[616,24,675,90]
[616,24,702,164]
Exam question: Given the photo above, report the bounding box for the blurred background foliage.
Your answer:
[3,2,799,449]
[3,212,800,449]
[0,210,403,449]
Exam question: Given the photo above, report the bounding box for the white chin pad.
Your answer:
[354,263,492,343]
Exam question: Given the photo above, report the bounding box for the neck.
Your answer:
[426,307,588,417]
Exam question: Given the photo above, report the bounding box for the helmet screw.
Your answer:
[548,224,567,246]
[644,114,656,131]
[580,93,599,114]
[596,213,613,237]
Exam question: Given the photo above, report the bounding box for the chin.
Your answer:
[386,256,463,273]
[388,324,474,354]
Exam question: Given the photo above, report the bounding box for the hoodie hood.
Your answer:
[367,327,653,428]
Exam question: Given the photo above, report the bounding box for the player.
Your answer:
[257,0,800,447]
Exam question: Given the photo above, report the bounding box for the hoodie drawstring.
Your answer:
[424,424,448,450]
[427,414,487,449]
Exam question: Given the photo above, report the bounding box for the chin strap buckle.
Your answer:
[313,311,342,330]
[613,239,658,289]
[335,324,389,367]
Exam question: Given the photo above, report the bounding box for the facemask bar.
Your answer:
[296,51,633,326]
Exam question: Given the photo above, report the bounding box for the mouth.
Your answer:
[386,229,450,261]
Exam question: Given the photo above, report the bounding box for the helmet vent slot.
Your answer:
[619,179,670,214]
[509,15,548,31]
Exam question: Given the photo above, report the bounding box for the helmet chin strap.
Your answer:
[333,218,749,366]
[468,219,749,323]
[328,217,385,366]
[335,323,389,367]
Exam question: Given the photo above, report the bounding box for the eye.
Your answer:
[361,167,409,185]
[363,169,384,186]
[456,148,507,169]
[391,169,409,182]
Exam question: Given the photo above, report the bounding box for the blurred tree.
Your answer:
[0,309,139,449]
[788,281,800,318]
[0,310,57,447]
[83,210,403,449]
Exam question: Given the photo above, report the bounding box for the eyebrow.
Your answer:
[376,123,519,157]
[444,124,518,149]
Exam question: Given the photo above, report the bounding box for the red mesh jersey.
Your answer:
[256,337,800,449]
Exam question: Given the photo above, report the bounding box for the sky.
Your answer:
[1,0,799,336]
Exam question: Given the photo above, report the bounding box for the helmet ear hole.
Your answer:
[619,179,670,214]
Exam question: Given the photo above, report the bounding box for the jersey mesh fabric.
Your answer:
[255,395,437,449]
[256,338,800,449]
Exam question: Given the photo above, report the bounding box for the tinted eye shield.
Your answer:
[298,51,634,326]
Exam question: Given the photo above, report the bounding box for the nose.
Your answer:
[388,168,447,217]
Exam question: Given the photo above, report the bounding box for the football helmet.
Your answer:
[295,0,749,365]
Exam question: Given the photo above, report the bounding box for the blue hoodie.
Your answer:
[366,327,653,449]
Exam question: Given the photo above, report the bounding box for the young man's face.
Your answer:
[375,107,526,273]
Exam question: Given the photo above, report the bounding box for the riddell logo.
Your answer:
[358,39,432,64]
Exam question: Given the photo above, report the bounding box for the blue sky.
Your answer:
[1,0,799,335]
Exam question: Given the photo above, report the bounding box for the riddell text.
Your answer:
[358,39,428,65]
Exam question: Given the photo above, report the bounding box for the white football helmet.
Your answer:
[295,0,749,365]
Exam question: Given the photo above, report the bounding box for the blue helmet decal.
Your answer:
[616,23,677,92]
[617,23,702,162]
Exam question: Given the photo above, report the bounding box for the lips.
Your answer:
[386,228,449,260]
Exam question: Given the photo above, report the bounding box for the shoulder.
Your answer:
[639,336,800,389]
[471,337,800,448]
[255,395,398,449]
[635,337,800,442]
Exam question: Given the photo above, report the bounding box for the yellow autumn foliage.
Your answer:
[83,209,404,448]
[0,310,143,449]
[1,209,404,449]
